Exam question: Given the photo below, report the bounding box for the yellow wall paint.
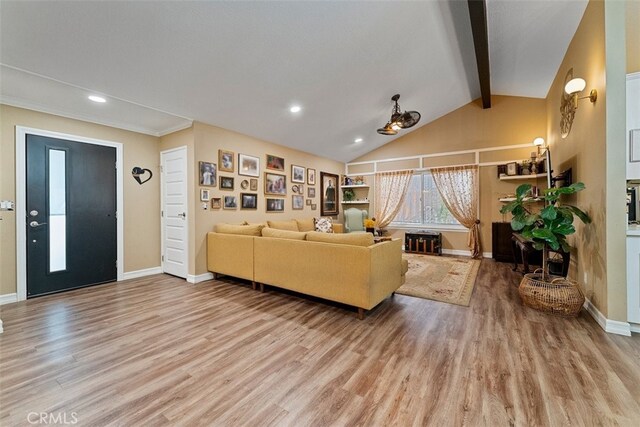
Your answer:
[544,0,628,319]
[353,95,548,255]
[0,105,161,295]
[174,122,344,276]
[627,0,639,74]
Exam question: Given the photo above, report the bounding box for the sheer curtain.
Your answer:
[374,170,414,229]
[431,165,482,258]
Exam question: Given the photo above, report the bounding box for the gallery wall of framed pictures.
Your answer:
[198,147,342,217]
[194,122,343,221]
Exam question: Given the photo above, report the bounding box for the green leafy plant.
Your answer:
[343,188,355,201]
[499,182,591,275]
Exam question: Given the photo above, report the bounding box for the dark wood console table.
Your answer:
[511,233,570,277]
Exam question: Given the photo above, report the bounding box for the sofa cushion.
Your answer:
[215,223,265,236]
[295,218,315,232]
[314,217,334,233]
[262,227,307,240]
[267,220,299,231]
[307,231,374,247]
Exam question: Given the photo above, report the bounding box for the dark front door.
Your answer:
[26,134,117,297]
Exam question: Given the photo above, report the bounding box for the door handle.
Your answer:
[29,221,47,228]
[177,212,186,219]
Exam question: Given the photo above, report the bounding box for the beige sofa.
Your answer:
[206,219,407,318]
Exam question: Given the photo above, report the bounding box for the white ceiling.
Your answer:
[0,1,587,162]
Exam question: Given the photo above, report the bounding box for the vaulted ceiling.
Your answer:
[0,1,587,162]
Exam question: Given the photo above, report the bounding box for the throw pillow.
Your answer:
[295,218,315,232]
[262,227,307,240]
[306,231,374,247]
[314,217,333,233]
[267,220,299,231]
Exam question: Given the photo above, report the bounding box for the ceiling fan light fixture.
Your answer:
[378,94,421,135]
[377,122,398,135]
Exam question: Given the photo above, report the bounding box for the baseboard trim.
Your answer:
[0,293,17,306]
[583,299,631,336]
[122,267,163,280]
[482,252,492,258]
[442,249,471,257]
[186,273,214,284]
[630,323,640,334]
[0,319,3,333]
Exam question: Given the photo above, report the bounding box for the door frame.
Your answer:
[160,146,188,278]
[15,126,124,301]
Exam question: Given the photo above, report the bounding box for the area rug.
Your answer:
[397,254,481,306]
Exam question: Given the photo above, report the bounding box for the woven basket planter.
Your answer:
[518,272,585,317]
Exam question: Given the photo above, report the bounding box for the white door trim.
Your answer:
[160,146,188,278]
[15,126,124,301]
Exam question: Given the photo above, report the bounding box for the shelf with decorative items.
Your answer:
[499,173,547,181]
[342,175,370,205]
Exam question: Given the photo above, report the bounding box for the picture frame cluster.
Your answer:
[198,150,321,212]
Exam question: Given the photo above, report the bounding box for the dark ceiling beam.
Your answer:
[467,0,491,109]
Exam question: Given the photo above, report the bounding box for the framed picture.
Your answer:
[297,184,304,195]
[240,193,258,210]
[220,176,234,190]
[211,198,222,210]
[308,187,315,198]
[266,198,285,212]
[223,195,237,210]
[219,150,234,172]
[240,179,249,190]
[250,178,258,191]
[238,154,260,177]
[306,199,312,205]
[265,172,287,196]
[631,129,640,162]
[200,188,210,202]
[292,195,304,210]
[320,172,339,216]
[199,161,217,187]
[506,162,518,176]
[266,154,285,171]
[307,168,316,185]
[311,204,317,211]
[291,165,305,183]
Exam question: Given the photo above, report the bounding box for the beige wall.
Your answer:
[545,0,627,320]
[627,0,639,74]
[0,105,161,296]
[164,122,344,276]
[353,95,548,254]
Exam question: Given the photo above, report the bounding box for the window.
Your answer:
[391,172,462,228]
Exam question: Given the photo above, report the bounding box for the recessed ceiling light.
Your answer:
[289,105,301,113]
[88,95,106,103]
[354,138,363,143]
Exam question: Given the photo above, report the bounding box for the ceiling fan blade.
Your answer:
[399,111,421,128]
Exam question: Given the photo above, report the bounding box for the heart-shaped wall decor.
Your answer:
[132,167,153,185]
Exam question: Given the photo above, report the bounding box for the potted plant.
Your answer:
[499,182,591,316]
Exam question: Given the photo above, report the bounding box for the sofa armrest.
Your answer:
[207,232,255,281]
[367,238,403,308]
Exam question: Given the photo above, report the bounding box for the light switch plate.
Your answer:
[0,200,15,210]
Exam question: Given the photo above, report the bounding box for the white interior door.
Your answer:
[161,147,188,278]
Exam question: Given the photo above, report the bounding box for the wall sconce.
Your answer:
[560,77,597,139]
[533,137,546,156]
[564,78,597,108]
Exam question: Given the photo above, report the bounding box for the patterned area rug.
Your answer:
[397,253,481,306]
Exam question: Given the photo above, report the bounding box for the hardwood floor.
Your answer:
[1,259,639,426]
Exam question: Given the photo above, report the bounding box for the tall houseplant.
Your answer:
[499,182,591,279]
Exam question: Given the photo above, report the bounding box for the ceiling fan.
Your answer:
[377,94,421,135]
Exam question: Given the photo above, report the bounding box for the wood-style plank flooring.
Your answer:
[1,259,640,426]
